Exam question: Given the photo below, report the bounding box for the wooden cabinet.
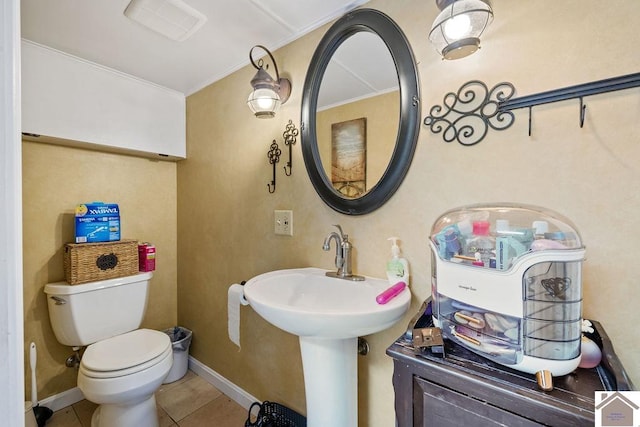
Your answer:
[387,318,633,427]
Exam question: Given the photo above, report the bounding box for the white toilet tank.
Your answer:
[44,272,153,347]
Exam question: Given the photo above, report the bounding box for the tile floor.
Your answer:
[46,370,249,426]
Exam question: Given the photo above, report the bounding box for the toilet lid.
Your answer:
[82,329,170,374]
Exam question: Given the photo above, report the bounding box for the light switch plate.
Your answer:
[274,210,293,236]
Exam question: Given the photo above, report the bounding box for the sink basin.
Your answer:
[243,267,411,427]
[243,267,411,339]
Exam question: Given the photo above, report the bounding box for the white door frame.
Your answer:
[1,0,24,425]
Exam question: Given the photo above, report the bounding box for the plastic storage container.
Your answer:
[163,326,193,384]
[429,203,585,383]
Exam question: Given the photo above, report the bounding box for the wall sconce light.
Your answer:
[429,0,493,60]
[247,45,292,118]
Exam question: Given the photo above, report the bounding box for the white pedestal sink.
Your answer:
[243,267,411,427]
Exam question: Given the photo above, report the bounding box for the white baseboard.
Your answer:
[35,356,257,413]
[188,356,259,410]
[38,386,85,413]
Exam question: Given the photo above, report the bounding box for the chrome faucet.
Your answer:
[322,225,364,281]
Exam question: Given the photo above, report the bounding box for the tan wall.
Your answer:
[22,141,178,399]
[317,91,399,191]
[180,0,640,426]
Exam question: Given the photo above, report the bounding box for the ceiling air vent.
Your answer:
[124,0,207,42]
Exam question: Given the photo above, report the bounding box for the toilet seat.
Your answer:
[81,329,171,379]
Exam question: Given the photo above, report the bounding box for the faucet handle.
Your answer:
[333,224,344,238]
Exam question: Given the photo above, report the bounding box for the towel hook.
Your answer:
[282,119,299,176]
[267,140,281,193]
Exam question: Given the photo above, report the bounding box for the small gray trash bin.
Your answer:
[162,326,193,384]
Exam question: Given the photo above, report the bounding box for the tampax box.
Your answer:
[75,203,120,243]
[138,243,156,272]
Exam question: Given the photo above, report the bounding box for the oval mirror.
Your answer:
[301,8,420,215]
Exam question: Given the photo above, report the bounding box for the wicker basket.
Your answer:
[64,239,139,285]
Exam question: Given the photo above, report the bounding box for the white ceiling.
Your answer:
[318,31,398,110]
[21,0,370,95]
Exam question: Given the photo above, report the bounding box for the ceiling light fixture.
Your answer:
[429,0,493,60]
[247,45,291,119]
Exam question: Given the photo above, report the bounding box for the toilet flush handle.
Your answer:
[50,296,67,305]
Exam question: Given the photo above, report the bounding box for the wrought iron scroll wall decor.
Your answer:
[423,80,515,146]
[266,119,299,193]
[267,140,281,193]
[425,72,640,145]
[282,119,299,176]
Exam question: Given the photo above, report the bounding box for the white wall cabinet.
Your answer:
[21,40,186,160]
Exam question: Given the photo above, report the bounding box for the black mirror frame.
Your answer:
[301,8,420,215]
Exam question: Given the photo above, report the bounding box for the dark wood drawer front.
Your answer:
[414,377,541,427]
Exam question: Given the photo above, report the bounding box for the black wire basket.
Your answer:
[245,401,306,427]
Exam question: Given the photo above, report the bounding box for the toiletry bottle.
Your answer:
[530,220,571,250]
[495,219,511,270]
[386,237,410,286]
[464,221,495,267]
[532,221,549,239]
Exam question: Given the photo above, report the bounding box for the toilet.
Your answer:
[45,272,172,427]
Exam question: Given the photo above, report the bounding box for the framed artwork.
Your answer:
[331,117,366,198]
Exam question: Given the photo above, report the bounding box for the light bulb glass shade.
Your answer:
[444,13,471,39]
[429,0,493,60]
[247,87,281,118]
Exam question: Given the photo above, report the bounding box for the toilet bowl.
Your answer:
[44,273,172,427]
[77,329,172,427]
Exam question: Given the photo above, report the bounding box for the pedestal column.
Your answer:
[299,336,358,427]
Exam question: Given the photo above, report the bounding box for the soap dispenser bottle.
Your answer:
[386,237,410,286]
